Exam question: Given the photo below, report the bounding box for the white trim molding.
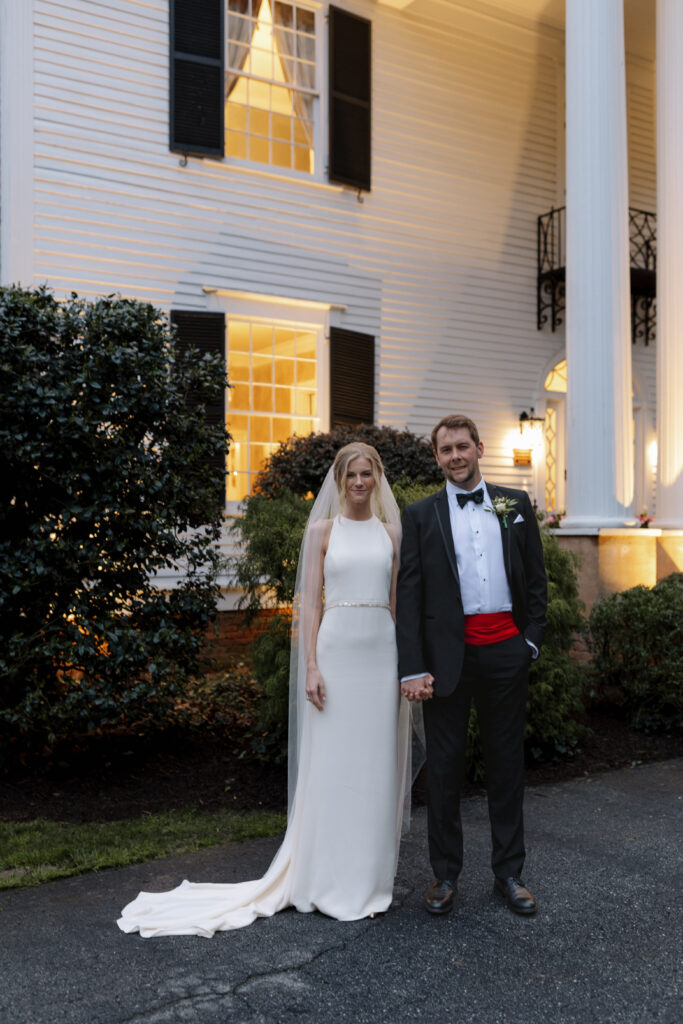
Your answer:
[0,0,34,286]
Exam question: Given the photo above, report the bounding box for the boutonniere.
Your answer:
[489,496,518,529]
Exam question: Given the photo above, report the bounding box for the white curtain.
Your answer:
[226,0,259,98]
[272,1,314,145]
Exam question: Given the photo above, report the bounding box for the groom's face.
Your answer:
[433,426,484,491]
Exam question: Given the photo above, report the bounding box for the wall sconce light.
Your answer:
[513,408,545,466]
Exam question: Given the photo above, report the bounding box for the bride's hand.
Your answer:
[305,667,326,711]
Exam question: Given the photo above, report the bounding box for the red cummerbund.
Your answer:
[464,611,519,646]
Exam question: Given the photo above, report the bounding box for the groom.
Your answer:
[396,414,547,916]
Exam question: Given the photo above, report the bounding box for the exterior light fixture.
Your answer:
[514,408,544,466]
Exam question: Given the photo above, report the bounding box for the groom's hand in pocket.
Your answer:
[401,673,434,702]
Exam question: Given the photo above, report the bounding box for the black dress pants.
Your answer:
[422,631,531,880]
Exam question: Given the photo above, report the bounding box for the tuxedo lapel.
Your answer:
[487,483,513,586]
[433,488,460,586]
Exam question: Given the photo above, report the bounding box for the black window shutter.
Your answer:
[170,0,224,157]
[171,310,226,507]
[328,7,371,191]
[329,327,375,426]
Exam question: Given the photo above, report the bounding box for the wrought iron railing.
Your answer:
[537,206,656,344]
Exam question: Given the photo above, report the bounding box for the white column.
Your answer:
[563,0,633,527]
[655,0,683,527]
[0,0,34,286]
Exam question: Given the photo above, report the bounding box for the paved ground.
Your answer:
[1,760,681,1024]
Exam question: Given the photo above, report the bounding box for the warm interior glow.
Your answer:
[226,320,318,501]
[648,439,658,469]
[544,359,567,394]
[226,0,314,173]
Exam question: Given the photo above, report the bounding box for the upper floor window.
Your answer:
[170,1,372,191]
[226,0,317,174]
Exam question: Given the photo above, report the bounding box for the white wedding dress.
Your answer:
[118,514,407,937]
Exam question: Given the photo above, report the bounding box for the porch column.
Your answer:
[563,0,633,527]
[655,0,683,527]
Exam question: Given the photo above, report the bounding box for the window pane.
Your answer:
[251,324,272,354]
[296,332,316,359]
[296,360,315,387]
[274,2,293,29]
[252,354,273,383]
[227,471,249,501]
[275,386,293,413]
[230,383,250,409]
[293,418,311,436]
[274,358,295,385]
[250,107,269,137]
[251,416,271,443]
[249,135,270,163]
[228,351,250,382]
[272,112,291,141]
[295,389,316,416]
[293,144,311,173]
[271,85,291,116]
[274,328,296,356]
[226,130,248,159]
[272,141,291,168]
[273,416,291,441]
[296,8,315,34]
[229,321,250,351]
[227,102,248,132]
[253,384,273,411]
[250,444,270,472]
[228,413,249,441]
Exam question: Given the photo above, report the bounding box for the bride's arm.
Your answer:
[384,522,401,622]
[301,519,332,711]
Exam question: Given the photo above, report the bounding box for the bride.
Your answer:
[117,443,422,937]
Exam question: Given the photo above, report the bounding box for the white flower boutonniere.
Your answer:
[489,496,518,529]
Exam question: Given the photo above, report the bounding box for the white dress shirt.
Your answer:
[445,478,512,614]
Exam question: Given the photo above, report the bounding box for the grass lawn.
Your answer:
[0,808,286,890]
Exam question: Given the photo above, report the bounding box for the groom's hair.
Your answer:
[431,415,480,451]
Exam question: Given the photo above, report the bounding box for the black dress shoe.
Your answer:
[494,876,537,916]
[425,878,456,915]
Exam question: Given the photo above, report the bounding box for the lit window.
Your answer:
[226,0,317,174]
[544,358,567,394]
[227,320,318,499]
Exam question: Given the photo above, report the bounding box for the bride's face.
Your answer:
[344,456,376,510]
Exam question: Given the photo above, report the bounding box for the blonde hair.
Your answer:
[332,442,387,520]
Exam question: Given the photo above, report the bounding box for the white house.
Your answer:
[1,0,681,605]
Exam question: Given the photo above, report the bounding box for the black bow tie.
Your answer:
[456,488,484,509]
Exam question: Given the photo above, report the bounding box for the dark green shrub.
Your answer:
[249,613,292,761]
[231,490,312,619]
[253,424,442,498]
[0,286,229,752]
[392,476,442,511]
[586,572,683,734]
[467,531,588,779]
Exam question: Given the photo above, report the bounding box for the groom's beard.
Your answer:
[442,465,482,491]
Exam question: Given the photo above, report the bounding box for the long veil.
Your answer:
[287,467,420,847]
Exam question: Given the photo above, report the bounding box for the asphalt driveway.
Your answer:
[1,759,681,1024]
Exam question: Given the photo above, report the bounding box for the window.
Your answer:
[226,0,317,174]
[170,1,372,191]
[227,318,318,499]
[171,309,375,505]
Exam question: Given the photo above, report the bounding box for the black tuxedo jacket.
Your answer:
[396,484,547,697]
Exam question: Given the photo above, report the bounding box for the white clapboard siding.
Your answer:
[28,0,655,509]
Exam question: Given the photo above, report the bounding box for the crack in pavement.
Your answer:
[113,904,414,1023]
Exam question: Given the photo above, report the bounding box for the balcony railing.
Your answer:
[537,206,656,344]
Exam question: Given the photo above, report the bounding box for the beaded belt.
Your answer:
[324,600,390,612]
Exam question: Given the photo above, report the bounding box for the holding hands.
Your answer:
[400,673,434,703]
